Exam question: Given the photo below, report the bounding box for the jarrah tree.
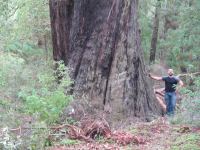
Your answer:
[49,0,161,120]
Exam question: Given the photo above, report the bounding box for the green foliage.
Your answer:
[139,0,155,59]
[4,40,44,57]
[27,122,50,150]
[158,0,200,72]
[139,0,200,72]
[0,0,51,52]
[171,133,200,150]
[0,0,65,147]
[0,52,25,97]
[173,77,200,125]
[18,60,73,123]
[0,51,73,148]
[60,139,79,146]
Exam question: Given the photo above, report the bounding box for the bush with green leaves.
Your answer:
[0,51,73,148]
[18,61,73,123]
[0,0,50,50]
[0,52,25,98]
[173,77,200,126]
[171,133,200,150]
[0,50,73,123]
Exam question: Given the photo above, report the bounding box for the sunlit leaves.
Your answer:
[0,0,50,51]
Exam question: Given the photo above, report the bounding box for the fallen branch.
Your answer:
[56,118,145,145]
[177,72,200,77]
[153,88,166,112]
[67,124,93,142]
[2,118,146,146]
[154,88,165,97]
[111,131,145,145]
[155,95,166,112]
[3,125,69,133]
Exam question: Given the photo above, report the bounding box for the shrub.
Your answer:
[18,60,73,123]
[173,77,200,126]
[171,133,200,150]
[0,50,73,148]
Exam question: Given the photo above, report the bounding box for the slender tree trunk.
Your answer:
[44,34,48,61]
[149,0,161,64]
[49,0,161,120]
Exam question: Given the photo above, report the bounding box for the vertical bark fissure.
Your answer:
[103,28,118,104]
[134,2,142,116]
[123,0,129,108]
[132,1,140,116]
[133,59,140,115]
[49,0,74,63]
[71,0,102,81]
[126,0,140,115]
[103,0,122,105]
[64,1,74,64]
[73,35,92,81]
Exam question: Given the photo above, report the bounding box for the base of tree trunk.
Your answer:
[50,0,162,121]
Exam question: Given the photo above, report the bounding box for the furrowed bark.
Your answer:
[49,0,161,120]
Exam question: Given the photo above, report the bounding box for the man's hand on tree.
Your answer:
[149,73,152,78]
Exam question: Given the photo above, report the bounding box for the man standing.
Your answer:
[149,69,184,116]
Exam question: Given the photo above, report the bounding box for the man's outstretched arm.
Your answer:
[149,73,163,81]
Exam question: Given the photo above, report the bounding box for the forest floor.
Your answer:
[1,96,200,150]
[48,117,200,150]
[1,103,200,150]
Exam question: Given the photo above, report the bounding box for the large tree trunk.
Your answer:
[149,0,161,64]
[49,0,161,120]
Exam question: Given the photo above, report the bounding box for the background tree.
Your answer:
[149,0,161,64]
[49,0,161,120]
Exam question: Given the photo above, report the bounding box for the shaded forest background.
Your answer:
[0,0,200,149]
